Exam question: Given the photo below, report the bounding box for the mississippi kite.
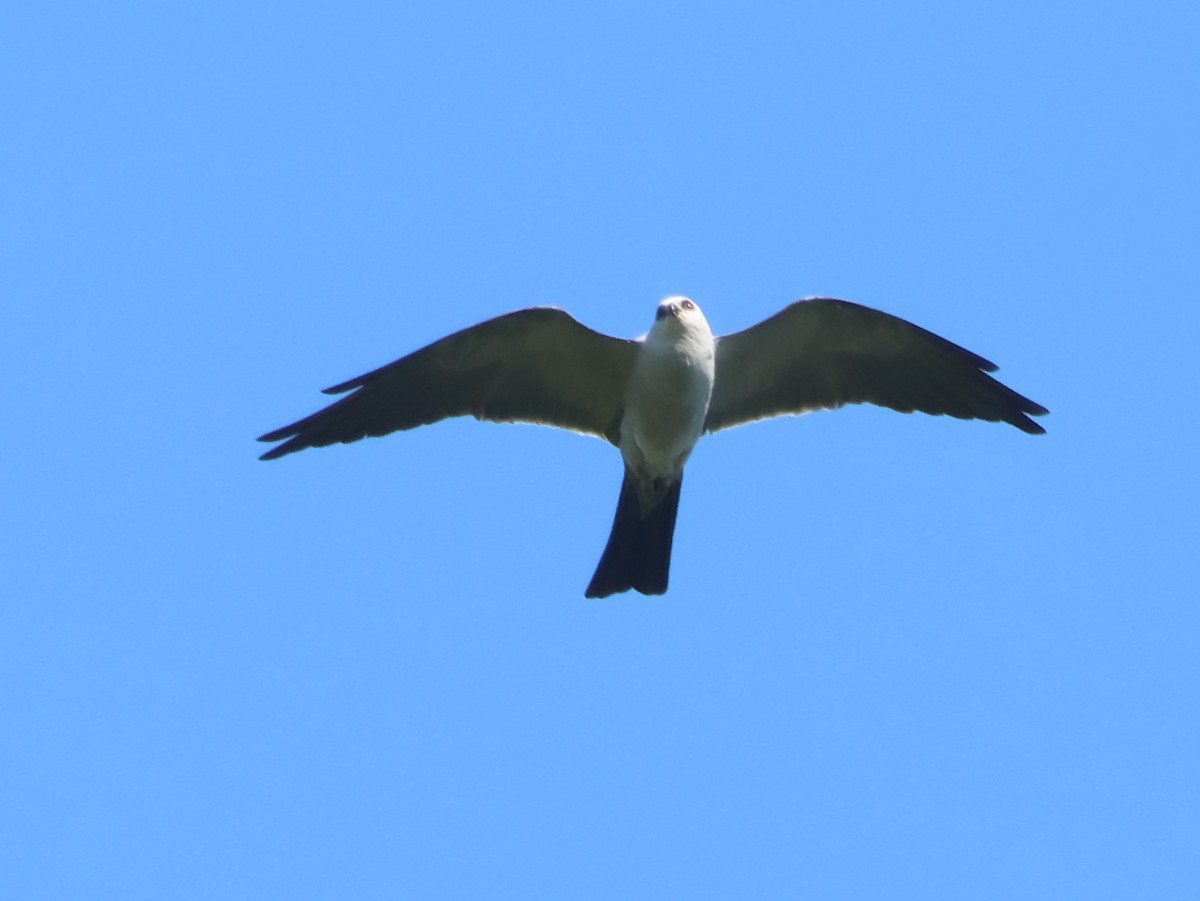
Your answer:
[259,297,1047,597]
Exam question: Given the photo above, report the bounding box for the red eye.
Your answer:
[681,299,695,310]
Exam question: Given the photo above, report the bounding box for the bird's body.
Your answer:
[619,298,715,503]
[259,296,1047,597]
[591,298,715,597]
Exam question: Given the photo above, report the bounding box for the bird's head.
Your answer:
[653,296,712,336]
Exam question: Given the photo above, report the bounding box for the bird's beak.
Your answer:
[655,303,679,322]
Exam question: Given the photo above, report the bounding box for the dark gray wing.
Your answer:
[704,298,1047,434]
[259,307,639,460]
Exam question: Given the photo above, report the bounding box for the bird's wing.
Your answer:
[704,298,1048,435]
[259,307,639,460]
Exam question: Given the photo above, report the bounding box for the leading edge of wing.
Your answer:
[258,307,639,460]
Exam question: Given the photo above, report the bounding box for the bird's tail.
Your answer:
[585,470,683,598]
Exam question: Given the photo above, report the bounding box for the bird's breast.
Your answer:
[619,338,715,479]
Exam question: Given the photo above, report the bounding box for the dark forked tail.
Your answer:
[585,471,683,598]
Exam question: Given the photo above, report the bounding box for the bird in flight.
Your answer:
[259,297,1047,597]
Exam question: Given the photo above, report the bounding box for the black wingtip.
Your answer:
[257,440,292,461]
[1014,398,1049,434]
[257,426,290,443]
[256,427,303,460]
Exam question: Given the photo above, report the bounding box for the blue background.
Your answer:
[4,2,1198,897]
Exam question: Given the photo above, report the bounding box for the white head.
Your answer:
[652,295,712,337]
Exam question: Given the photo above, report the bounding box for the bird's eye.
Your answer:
[681,299,695,310]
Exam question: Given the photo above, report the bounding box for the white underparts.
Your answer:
[618,305,716,510]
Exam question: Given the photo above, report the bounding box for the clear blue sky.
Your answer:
[4,2,1198,898]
